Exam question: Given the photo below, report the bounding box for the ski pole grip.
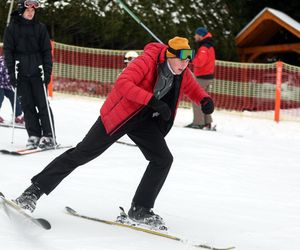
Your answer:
[39,65,45,82]
[15,60,20,80]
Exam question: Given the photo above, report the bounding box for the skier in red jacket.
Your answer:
[15,36,214,227]
[186,27,216,130]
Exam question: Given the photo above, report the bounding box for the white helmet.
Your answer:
[124,51,139,63]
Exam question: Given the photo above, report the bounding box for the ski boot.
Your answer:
[128,203,167,230]
[26,136,40,149]
[14,183,43,213]
[38,136,55,149]
[184,123,205,129]
[202,123,216,131]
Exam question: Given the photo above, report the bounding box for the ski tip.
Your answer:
[65,206,77,214]
[195,245,235,250]
[119,206,125,212]
[10,152,22,156]
[37,218,51,230]
[0,192,4,198]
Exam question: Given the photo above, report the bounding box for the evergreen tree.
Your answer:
[0,0,10,41]
[1,0,299,61]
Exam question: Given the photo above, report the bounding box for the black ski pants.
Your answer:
[32,116,173,208]
[18,75,54,137]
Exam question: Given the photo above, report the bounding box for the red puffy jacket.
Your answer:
[192,33,215,78]
[100,42,210,135]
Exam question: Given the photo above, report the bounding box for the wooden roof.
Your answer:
[235,8,300,62]
[236,8,300,47]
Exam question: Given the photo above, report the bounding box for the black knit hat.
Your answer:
[17,0,26,15]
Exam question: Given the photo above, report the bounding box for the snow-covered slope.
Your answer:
[1,94,300,250]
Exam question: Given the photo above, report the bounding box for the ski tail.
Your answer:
[0,145,72,156]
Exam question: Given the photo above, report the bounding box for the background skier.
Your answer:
[3,0,55,148]
[186,27,216,129]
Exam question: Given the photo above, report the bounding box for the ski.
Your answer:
[65,206,234,250]
[0,122,25,129]
[181,124,217,131]
[116,140,137,147]
[0,144,72,156]
[0,192,51,230]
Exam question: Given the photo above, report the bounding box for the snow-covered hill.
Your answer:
[1,94,300,250]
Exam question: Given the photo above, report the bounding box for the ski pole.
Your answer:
[115,0,164,44]
[6,0,15,26]
[11,60,19,145]
[39,65,57,147]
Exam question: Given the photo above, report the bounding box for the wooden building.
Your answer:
[235,7,300,65]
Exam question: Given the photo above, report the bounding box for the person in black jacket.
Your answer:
[3,0,55,149]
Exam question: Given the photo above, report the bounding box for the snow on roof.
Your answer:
[236,7,300,38]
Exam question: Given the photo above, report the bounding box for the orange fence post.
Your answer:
[48,40,55,98]
[274,61,283,122]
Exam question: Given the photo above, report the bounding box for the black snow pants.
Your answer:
[18,75,54,137]
[31,115,173,208]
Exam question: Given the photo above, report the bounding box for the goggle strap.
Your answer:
[167,47,180,58]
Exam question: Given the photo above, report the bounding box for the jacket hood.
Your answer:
[143,42,168,64]
[10,10,37,24]
[11,10,19,17]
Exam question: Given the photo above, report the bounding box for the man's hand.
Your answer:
[148,96,171,121]
[200,97,214,114]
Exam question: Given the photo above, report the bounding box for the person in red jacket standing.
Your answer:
[186,27,216,130]
[14,37,214,227]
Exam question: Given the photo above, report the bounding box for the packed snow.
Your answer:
[0,93,300,250]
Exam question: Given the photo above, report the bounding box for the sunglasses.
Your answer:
[24,0,40,8]
[167,47,195,60]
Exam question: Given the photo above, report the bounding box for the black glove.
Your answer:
[200,97,214,114]
[39,65,51,85]
[148,96,171,121]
